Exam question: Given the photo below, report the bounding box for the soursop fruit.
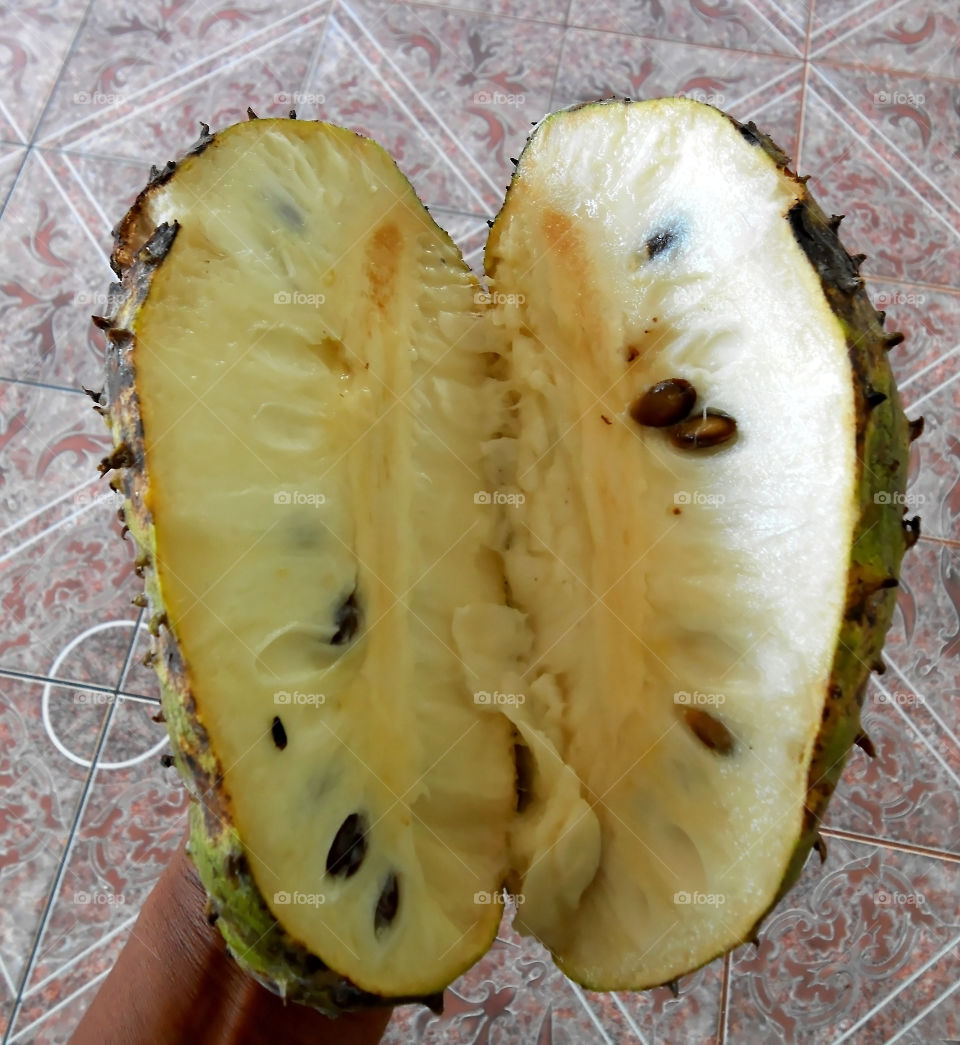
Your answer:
[92,99,920,1012]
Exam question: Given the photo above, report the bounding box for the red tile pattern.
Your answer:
[0,0,956,1041]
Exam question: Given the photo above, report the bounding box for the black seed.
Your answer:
[271,715,287,750]
[514,743,533,813]
[645,228,676,259]
[327,813,367,878]
[331,589,360,645]
[684,708,735,755]
[374,871,400,933]
[670,409,737,449]
[630,378,696,428]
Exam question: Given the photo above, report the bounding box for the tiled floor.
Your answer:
[0,1,957,1042]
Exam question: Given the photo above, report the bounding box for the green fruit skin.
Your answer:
[96,103,915,1004]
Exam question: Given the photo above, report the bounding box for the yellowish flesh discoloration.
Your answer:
[132,121,514,995]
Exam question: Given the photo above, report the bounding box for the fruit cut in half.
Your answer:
[96,100,914,1010]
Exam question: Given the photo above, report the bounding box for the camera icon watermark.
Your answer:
[474,490,525,507]
[474,690,526,707]
[274,491,326,507]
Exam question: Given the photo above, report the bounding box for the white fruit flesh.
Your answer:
[132,121,516,995]
[485,99,857,987]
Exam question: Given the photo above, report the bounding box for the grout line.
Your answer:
[0,375,86,396]
[904,366,960,412]
[740,0,804,57]
[0,497,111,567]
[873,674,960,791]
[611,992,650,1045]
[794,0,815,171]
[22,914,138,1000]
[809,0,880,40]
[0,667,115,696]
[3,610,143,1044]
[7,969,109,1044]
[0,475,103,543]
[810,0,911,58]
[31,151,111,269]
[881,654,960,754]
[896,342,960,392]
[716,952,731,1045]
[820,827,960,864]
[883,976,960,1044]
[832,934,960,1044]
[567,981,616,1044]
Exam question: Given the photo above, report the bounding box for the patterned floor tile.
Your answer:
[551,27,800,116]
[0,144,26,213]
[812,1,960,79]
[0,676,107,1021]
[0,0,87,143]
[0,149,116,389]
[18,696,185,1024]
[882,537,960,734]
[0,494,138,681]
[725,837,960,1042]
[824,674,960,853]
[568,0,804,56]
[36,0,330,146]
[801,87,960,287]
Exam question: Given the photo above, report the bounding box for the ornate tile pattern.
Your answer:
[0,0,956,1041]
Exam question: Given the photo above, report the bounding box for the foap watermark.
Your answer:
[274,890,326,907]
[873,689,923,708]
[474,889,525,906]
[874,90,925,106]
[72,486,115,509]
[674,490,725,507]
[875,290,925,307]
[674,890,725,907]
[678,89,725,106]
[74,691,111,705]
[875,889,925,906]
[274,491,326,507]
[475,690,525,707]
[73,91,124,106]
[473,89,525,108]
[474,290,526,307]
[875,491,925,508]
[74,290,111,308]
[674,690,725,707]
[274,91,326,106]
[275,690,326,707]
[73,890,126,905]
[474,490,525,507]
[274,291,325,308]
